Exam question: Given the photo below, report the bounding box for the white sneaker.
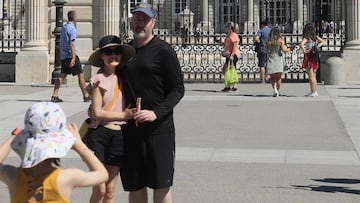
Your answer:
[305,92,318,97]
[273,90,279,97]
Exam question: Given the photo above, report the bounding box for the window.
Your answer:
[174,0,187,14]
[129,0,142,12]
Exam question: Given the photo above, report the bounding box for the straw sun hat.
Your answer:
[88,35,135,67]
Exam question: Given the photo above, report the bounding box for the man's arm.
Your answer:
[152,46,185,120]
[69,39,76,67]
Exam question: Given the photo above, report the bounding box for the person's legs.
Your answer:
[90,183,106,203]
[51,73,67,102]
[77,72,90,99]
[306,68,318,96]
[276,73,282,91]
[270,74,279,97]
[307,68,316,93]
[260,67,266,82]
[129,187,148,203]
[258,52,267,83]
[221,59,231,92]
[52,73,67,97]
[153,188,172,203]
[231,56,239,91]
[312,69,318,93]
[102,165,120,203]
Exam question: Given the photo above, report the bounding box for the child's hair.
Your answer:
[50,158,61,167]
[302,24,317,41]
[266,27,282,46]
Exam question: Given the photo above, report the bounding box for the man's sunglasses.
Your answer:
[102,47,122,55]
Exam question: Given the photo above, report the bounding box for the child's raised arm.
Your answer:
[65,123,108,187]
[0,128,19,185]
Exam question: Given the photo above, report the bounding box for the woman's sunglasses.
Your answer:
[102,47,122,55]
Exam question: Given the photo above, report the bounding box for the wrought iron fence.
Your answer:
[0,0,25,52]
[124,0,346,82]
[153,31,345,83]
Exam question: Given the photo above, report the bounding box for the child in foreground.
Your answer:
[0,102,108,203]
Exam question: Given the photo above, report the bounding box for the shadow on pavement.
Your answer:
[338,96,360,99]
[312,178,360,184]
[290,184,360,195]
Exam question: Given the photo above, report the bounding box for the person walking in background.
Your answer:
[51,10,90,103]
[300,24,325,97]
[255,20,272,83]
[119,2,185,203]
[265,28,294,97]
[84,35,136,203]
[0,102,108,203]
[221,21,240,92]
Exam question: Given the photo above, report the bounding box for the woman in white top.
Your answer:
[299,24,325,97]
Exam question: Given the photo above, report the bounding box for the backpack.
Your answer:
[310,44,321,60]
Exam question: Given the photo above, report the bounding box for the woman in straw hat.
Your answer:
[84,35,136,203]
[0,102,109,202]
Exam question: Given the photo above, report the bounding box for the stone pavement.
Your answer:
[1,82,360,202]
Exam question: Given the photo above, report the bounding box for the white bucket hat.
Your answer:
[11,102,75,168]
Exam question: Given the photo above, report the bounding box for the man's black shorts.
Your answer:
[120,126,175,191]
[61,56,83,76]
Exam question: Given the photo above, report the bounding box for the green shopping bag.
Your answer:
[224,60,239,87]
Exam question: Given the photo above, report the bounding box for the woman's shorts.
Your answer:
[83,125,123,166]
[302,53,319,69]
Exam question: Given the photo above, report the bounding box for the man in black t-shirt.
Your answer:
[119,2,184,203]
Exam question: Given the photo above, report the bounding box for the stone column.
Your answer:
[16,0,49,83]
[342,0,360,82]
[202,0,208,21]
[293,0,304,34]
[100,0,120,36]
[198,0,212,34]
[243,0,256,34]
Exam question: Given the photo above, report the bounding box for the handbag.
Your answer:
[224,60,238,87]
[79,75,120,138]
[79,118,92,138]
[254,42,260,52]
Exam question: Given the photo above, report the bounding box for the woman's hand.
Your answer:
[123,106,137,120]
[222,51,230,57]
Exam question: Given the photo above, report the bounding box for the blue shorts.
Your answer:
[257,52,267,68]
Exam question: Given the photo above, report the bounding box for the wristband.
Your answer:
[11,128,21,136]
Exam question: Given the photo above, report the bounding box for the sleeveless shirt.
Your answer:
[11,167,69,203]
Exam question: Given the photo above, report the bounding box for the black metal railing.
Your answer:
[123,0,346,82]
[0,0,25,52]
